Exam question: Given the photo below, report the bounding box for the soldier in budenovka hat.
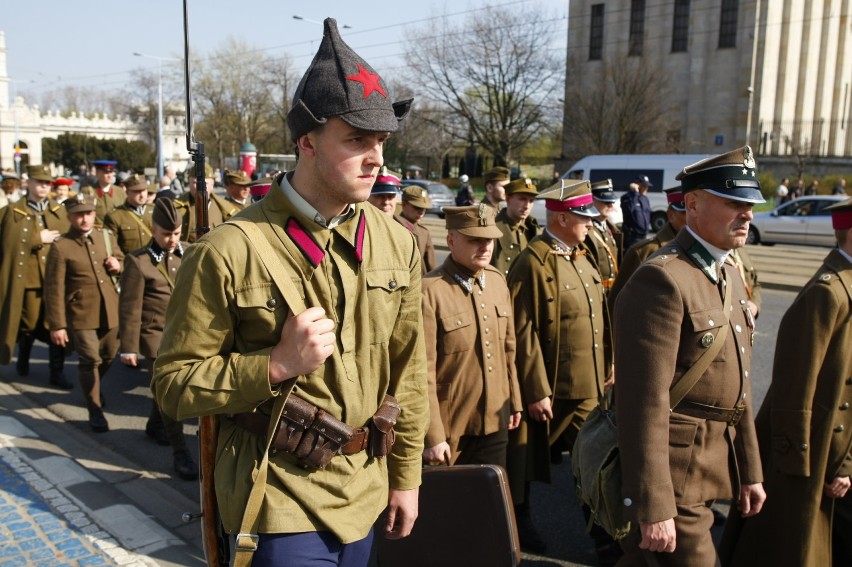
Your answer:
[491,177,540,276]
[585,179,622,294]
[45,194,124,432]
[614,146,766,566]
[0,164,72,389]
[103,174,154,255]
[421,204,522,470]
[152,18,427,567]
[507,179,614,557]
[118,198,196,480]
[396,185,437,274]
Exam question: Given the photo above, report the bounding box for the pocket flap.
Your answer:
[235,283,283,312]
[366,269,410,292]
[495,303,511,318]
[440,311,473,332]
[688,308,726,332]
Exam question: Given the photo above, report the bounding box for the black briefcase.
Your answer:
[377,464,520,567]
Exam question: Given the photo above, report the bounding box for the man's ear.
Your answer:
[296,132,317,158]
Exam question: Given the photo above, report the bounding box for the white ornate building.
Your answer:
[0,31,189,174]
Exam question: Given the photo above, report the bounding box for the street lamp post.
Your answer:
[8,79,34,176]
[133,52,180,180]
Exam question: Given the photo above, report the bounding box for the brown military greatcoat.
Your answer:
[608,221,678,311]
[491,209,539,277]
[721,248,852,566]
[119,240,184,359]
[614,230,763,525]
[0,199,69,363]
[422,257,523,457]
[44,228,123,332]
[103,204,153,254]
[394,214,437,275]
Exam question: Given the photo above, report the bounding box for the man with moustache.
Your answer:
[45,194,123,432]
[103,174,154,254]
[614,147,766,566]
[222,168,252,213]
[421,204,523,469]
[507,179,612,553]
[0,165,72,389]
[397,185,437,275]
[368,171,401,217]
[491,177,540,276]
[152,19,427,566]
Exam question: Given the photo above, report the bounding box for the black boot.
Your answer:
[173,450,199,481]
[48,344,73,390]
[515,500,547,553]
[88,407,109,433]
[15,333,35,376]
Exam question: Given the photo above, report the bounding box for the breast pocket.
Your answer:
[235,283,287,339]
[495,303,511,339]
[688,307,727,361]
[366,268,409,344]
[439,311,474,354]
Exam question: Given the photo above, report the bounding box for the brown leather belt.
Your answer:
[674,400,746,426]
[231,411,370,455]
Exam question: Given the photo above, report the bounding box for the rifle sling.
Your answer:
[228,218,307,567]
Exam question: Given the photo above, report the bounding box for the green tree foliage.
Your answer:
[42,133,154,172]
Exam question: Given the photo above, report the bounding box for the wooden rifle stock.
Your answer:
[182,1,227,565]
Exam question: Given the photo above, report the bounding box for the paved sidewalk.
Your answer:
[0,382,204,567]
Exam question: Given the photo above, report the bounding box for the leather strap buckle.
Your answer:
[728,403,746,426]
[236,532,259,551]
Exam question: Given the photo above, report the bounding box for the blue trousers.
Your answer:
[249,529,374,567]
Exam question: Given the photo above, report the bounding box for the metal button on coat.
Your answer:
[267,298,277,308]
[388,279,397,290]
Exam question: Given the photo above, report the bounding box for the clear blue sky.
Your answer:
[4,0,564,99]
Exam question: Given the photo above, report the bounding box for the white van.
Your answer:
[562,154,712,231]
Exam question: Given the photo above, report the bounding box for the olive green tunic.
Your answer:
[491,209,539,277]
[152,174,428,543]
[103,204,153,254]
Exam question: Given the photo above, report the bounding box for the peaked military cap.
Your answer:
[249,177,273,201]
[26,164,53,182]
[444,204,503,238]
[92,160,117,170]
[825,197,852,230]
[634,174,653,188]
[224,169,251,186]
[287,18,412,142]
[590,178,617,203]
[401,185,431,209]
[372,172,401,195]
[676,145,765,204]
[64,193,96,213]
[152,197,182,230]
[505,177,538,196]
[123,174,148,192]
[538,178,599,217]
[483,166,510,183]
[664,186,686,212]
[187,162,214,178]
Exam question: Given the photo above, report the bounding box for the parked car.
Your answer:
[402,179,455,218]
[748,195,845,247]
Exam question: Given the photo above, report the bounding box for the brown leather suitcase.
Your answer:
[376,464,520,567]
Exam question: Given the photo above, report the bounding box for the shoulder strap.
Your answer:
[668,268,733,408]
[226,217,307,567]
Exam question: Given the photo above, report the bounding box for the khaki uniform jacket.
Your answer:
[44,228,123,332]
[0,199,69,363]
[721,249,852,566]
[174,192,236,243]
[80,184,126,226]
[103,204,153,255]
[609,222,678,312]
[394,214,436,275]
[584,219,620,288]
[422,257,523,455]
[223,196,249,216]
[491,209,539,277]
[730,247,762,313]
[119,241,184,360]
[152,176,428,543]
[614,230,763,524]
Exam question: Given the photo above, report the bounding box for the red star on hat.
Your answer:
[346,65,387,99]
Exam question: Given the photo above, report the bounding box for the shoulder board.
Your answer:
[645,245,681,266]
[13,208,29,216]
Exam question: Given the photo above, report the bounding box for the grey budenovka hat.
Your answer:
[286,18,413,142]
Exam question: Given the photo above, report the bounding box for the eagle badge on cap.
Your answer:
[743,146,756,170]
[478,203,488,224]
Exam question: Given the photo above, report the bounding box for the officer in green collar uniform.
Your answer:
[152,18,427,567]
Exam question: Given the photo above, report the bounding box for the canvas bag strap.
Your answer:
[101,229,120,289]
[228,218,307,567]
[668,268,732,408]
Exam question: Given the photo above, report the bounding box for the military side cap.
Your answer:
[483,166,510,183]
[64,193,96,213]
[52,177,73,187]
[92,160,117,170]
[444,204,503,239]
[187,162,214,178]
[250,177,273,200]
[590,179,617,203]
[538,179,599,217]
[147,181,159,194]
[372,173,401,195]
[287,18,412,142]
[152,197,182,230]
[664,186,686,212]
[506,177,538,196]
[224,169,251,186]
[27,164,53,182]
[123,174,148,192]
[401,185,431,209]
[825,197,852,230]
[634,174,653,188]
[676,145,765,204]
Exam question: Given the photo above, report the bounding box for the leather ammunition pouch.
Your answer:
[233,394,400,469]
